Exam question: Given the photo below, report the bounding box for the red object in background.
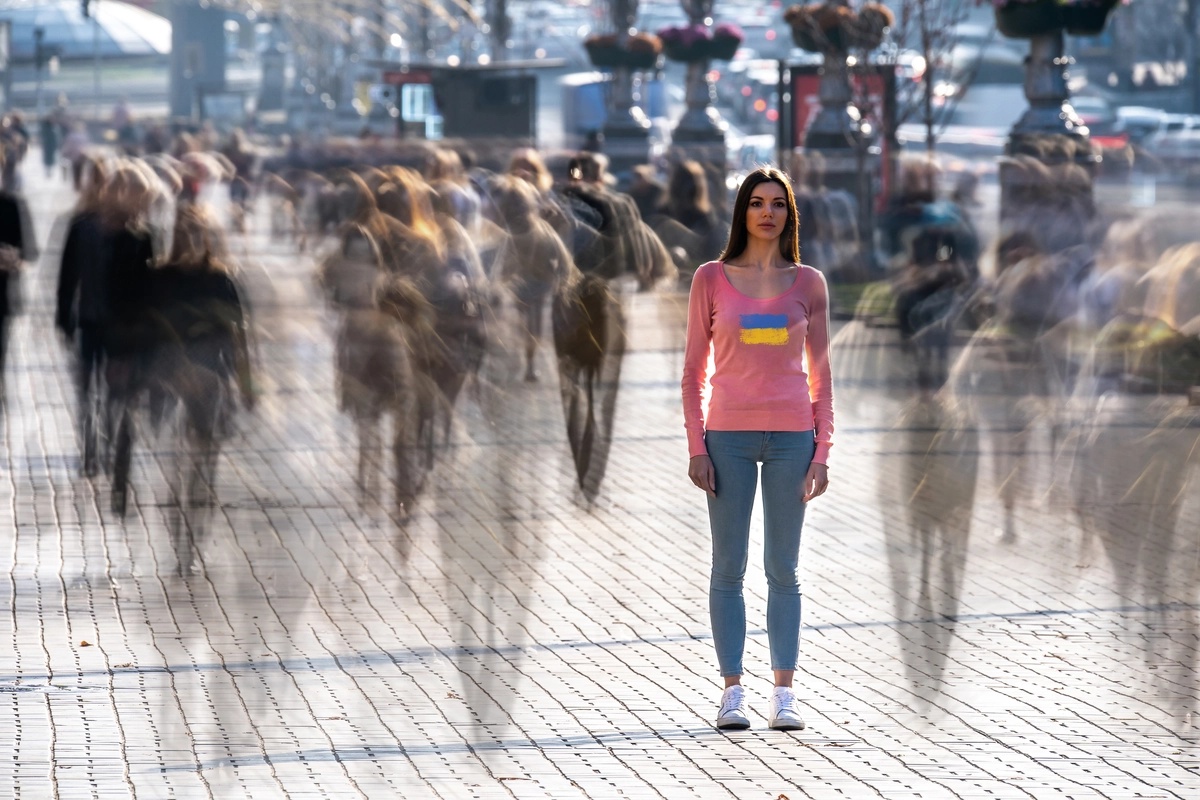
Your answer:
[382,69,434,85]
[1091,132,1129,149]
[790,65,896,211]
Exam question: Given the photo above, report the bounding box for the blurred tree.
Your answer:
[877,0,976,153]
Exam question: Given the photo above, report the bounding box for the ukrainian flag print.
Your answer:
[739,314,789,346]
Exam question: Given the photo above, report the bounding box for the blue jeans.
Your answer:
[705,430,815,677]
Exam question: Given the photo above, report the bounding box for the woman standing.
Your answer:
[681,167,833,731]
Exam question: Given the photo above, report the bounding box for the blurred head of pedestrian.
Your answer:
[628,164,666,222]
[895,156,938,205]
[168,203,229,270]
[380,166,444,256]
[568,152,610,187]
[426,147,467,186]
[507,147,553,194]
[720,167,800,265]
[664,159,712,223]
[75,155,108,212]
[101,161,155,230]
[489,174,540,233]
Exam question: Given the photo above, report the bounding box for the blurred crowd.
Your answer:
[0,111,1189,634]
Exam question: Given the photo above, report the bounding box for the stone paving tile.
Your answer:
[0,162,1197,798]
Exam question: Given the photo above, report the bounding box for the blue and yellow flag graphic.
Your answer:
[739,314,789,346]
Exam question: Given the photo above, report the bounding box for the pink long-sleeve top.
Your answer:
[681,260,834,464]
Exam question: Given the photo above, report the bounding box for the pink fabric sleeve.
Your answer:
[681,266,714,458]
[805,270,835,465]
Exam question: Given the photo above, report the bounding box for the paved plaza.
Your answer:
[1,163,1197,799]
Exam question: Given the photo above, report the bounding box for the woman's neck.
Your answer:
[730,238,789,270]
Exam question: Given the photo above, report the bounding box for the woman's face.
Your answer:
[744,180,789,244]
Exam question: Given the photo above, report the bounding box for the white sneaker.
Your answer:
[715,685,750,730]
[768,686,805,731]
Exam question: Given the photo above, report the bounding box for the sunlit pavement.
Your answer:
[2,158,1197,798]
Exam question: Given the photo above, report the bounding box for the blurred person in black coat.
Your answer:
[56,156,110,473]
[147,204,254,568]
[97,163,158,515]
[0,147,36,397]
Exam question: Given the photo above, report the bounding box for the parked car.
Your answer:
[1116,105,1167,145]
[1144,113,1200,149]
[1146,128,1200,181]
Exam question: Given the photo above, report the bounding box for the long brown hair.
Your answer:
[719,167,800,264]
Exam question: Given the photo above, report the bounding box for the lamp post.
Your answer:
[599,0,652,180]
[670,0,728,197]
[993,0,1118,249]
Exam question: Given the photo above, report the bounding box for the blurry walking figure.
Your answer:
[892,205,977,392]
[562,152,674,290]
[99,164,158,516]
[373,166,488,456]
[147,205,255,572]
[39,104,66,179]
[791,151,860,276]
[221,129,258,233]
[1065,245,1200,710]
[554,265,626,503]
[649,159,724,281]
[491,175,571,382]
[0,148,35,397]
[112,97,139,156]
[318,224,430,516]
[627,164,667,223]
[56,156,110,474]
[878,395,978,703]
[1,113,30,193]
[1002,142,1095,254]
[61,122,92,191]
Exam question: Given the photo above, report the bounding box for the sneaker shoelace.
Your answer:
[719,689,744,716]
[774,689,796,715]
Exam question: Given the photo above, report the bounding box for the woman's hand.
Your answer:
[802,462,829,503]
[688,455,715,497]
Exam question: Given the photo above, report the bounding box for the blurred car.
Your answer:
[1116,105,1167,145]
[1137,113,1200,174]
[1146,128,1200,181]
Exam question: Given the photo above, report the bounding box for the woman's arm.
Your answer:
[804,269,834,465]
[681,265,714,458]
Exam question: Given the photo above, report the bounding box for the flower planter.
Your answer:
[994,3,1063,39]
[585,44,659,70]
[1061,4,1113,36]
[659,23,742,64]
[707,35,741,61]
[785,2,891,53]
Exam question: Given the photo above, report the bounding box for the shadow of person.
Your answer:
[415,301,561,739]
[877,394,979,708]
[1067,374,1200,729]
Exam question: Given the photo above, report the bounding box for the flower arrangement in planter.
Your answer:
[584,32,663,70]
[987,0,1123,39]
[657,22,745,63]
[783,2,894,53]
